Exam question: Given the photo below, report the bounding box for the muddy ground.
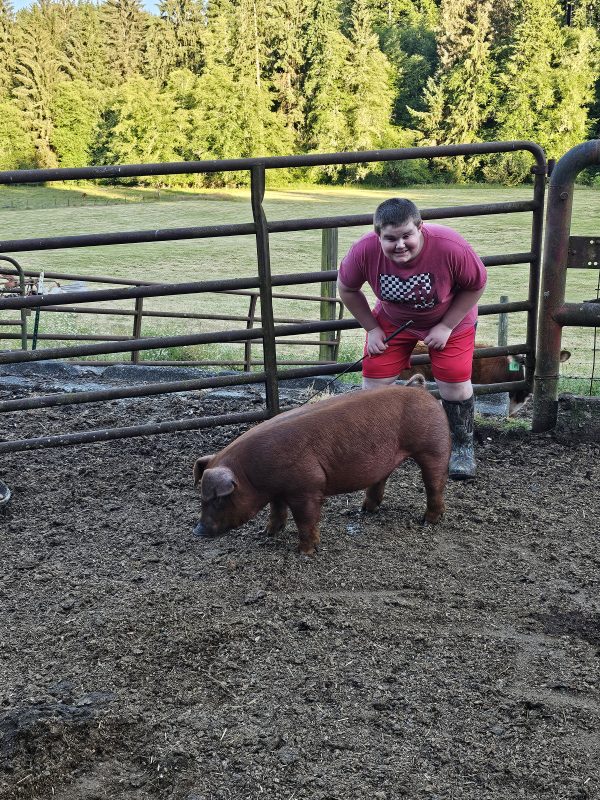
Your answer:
[1,379,600,800]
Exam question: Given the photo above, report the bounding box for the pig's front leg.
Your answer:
[361,476,390,513]
[264,498,288,536]
[287,496,324,556]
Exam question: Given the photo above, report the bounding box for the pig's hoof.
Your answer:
[360,502,380,514]
[420,514,441,527]
[263,523,286,537]
[298,547,316,558]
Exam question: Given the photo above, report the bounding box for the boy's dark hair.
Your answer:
[374,198,422,233]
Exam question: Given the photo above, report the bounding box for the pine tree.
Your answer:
[0,100,36,168]
[485,0,596,183]
[50,79,102,166]
[266,0,309,139]
[344,0,395,168]
[378,1,438,128]
[412,0,494,180]
[12,1,68,167]
[0,0,15,99]
[63,2,110,87]
[303,0,352,169]
[156,0,205,76]
[101,0,147,83]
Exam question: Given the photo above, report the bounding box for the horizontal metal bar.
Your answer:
[0,409,268,453]
[0,141,545,185]
[0,208,537,255]
[553,302,600,327]
[0,317,360,363]
[478,300,530,315]
[0,270,339,311]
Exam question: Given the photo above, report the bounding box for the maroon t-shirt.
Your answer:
[339,224,487,338]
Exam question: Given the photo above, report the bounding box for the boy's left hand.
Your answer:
[423,323,452,350]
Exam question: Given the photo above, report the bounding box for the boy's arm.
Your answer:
[423,286,487,350]
[337,278,388,355]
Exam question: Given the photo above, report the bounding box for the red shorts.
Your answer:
[362,314,476,383]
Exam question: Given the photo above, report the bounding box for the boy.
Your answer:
[337,197,487,480]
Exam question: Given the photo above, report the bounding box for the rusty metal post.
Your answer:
[250,165,279,415]
[525,160,548,388]
[532,139,600,432]
[131,296,144,363]
[0,255,28,350]
[244,293,258,371]
[320,228,338,362]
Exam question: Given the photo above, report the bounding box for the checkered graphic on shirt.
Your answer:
[379,272,435,309]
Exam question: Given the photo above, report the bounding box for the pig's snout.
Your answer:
[193,520,221,539]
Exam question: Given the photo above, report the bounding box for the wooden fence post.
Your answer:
[320,228,338,362]
[498,295,509,346]
[131,297,144,363]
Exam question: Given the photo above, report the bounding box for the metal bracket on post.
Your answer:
[250,165,280,417]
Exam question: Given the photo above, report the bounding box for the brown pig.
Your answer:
[192,381,450,556]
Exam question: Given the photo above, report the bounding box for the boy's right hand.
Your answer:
[366,326,388,356]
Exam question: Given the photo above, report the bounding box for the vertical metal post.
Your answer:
[250,165,279,416]
[244,293,258,371]
[532,140,600,431]
[320,228,338,362]
[526,162,547,394]
[131,296,144,363]
[497,295,509,347]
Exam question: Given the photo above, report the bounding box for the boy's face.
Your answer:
[378,220,424,266]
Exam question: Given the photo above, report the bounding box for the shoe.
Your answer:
[442,396,476,481]
[0,480,12,505]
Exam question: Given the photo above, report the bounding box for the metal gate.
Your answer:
[0,141,547,453]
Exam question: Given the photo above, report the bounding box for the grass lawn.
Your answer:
[0,180,599,391]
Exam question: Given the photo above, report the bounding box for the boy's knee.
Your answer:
[362,376,398,390]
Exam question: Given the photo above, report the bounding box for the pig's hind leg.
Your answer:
[414,452,447,524]
[361,476,390,513]
[265,498,288,536]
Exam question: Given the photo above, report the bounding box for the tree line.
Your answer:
[0,0,599,186]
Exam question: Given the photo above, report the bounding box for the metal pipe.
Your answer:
[0,208,538,255]
[0,141,546,185]
[532,139,600,431]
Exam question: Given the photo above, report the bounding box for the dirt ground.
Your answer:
[1,381,600,800]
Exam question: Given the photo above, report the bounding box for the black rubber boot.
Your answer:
[442,396,476,481]
[0,479,11,506]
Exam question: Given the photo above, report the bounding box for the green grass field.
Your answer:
[1,181,599,391]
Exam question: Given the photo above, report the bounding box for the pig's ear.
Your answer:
[193,455,214,486]
[201,467,237,501]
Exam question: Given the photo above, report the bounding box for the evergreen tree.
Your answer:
[378,2,438,127]
[12,2,68,167]
[266,0,308,139]
[0,100,36,168]
[155,0,205,77]
[344,0,395,172]
[50,79,102,166]
[101,0,147,82]
[412,0,494,180]
[484,0,596,183]
[0,0,15,99]
[303,0,352,171]
[63,2,110,87]
[101,77,187,170]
